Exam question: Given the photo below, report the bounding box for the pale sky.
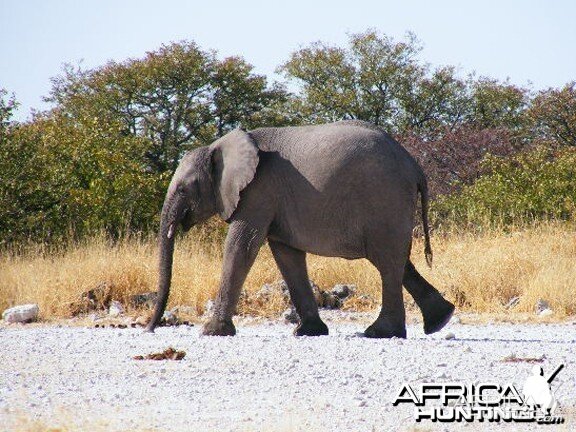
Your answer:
[1,0,575,121]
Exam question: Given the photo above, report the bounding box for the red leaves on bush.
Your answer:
[401,126,518,197]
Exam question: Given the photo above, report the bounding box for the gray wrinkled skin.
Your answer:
[146,120,454,338]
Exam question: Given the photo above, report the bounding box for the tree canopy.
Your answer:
[1,33,575,243]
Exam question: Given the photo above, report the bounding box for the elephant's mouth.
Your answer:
[180,207,194,231]
[166,207,193,239]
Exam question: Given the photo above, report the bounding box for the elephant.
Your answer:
[146,120,455,338]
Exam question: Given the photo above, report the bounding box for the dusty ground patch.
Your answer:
[1,316,575,432]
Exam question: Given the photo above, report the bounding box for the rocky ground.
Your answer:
[1,312,575,432]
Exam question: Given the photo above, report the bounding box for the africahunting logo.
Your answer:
[393,364,565,424]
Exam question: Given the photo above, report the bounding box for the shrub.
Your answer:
[401,126,518,197]
[432,145,576,228]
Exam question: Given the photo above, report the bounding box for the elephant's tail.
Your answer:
[418,178,433,268]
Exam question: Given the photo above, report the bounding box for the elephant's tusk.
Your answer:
[167,224,175,239]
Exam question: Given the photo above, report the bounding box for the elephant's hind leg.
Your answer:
[269,240,328,336]
[403,260,455,334]
[364,261,407,339]
[364,226,412,339]
[202,221,267,336]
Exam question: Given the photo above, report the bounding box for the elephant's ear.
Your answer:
[210,129,259,220]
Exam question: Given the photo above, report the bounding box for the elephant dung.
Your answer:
[2,304,39,323]
[133,347,186,361]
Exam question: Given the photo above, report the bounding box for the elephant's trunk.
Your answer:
[145,198,182,333]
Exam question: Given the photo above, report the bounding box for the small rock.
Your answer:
[256,284,275,299]
[88,313,102,322]
[355,294,375,307]
[171,305,195,316]
[538,308,553,317]
[505,296,520,309]
[321,292,342,309]
[278,280,289,299]
[2,304,40,323]
[331,284,356,299]
[444,332,456,340]
[204,300,214,315]
[282,307,299,324]
[161,310,178,326]
[69,282,113,315]
[133,316,148,326]
[129,292,158,309]
[535,299,550,314]
[310,282,323,306]
[108,300,124,317]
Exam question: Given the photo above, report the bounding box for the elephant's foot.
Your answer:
[419,293,455,335]
[202,318,236,336]
[364,316,406,339]
[294,317,329,336]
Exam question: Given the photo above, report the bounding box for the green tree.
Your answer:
[1,42,293,243]
[280,30,425,130]
[0,89,18,130]
[398,66,470,138]
[0,107,164,243]
[47,41,290,173]
[527,82,576,146]
[467,77,529,131]
[281,30,491,139]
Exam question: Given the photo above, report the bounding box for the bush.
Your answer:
[401,126,518,197]
[432,145,576,228]
[0,111,167,244]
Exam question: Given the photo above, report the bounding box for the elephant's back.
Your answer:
[250,121,421,187]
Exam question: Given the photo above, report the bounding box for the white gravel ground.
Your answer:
[1,316,575,432]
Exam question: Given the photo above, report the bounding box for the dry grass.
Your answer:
[1,223,575,320]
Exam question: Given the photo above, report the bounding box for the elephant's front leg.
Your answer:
[269,240,328,336]
[202,221,266,336]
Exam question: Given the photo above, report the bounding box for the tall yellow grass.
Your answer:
[1,223,575,320]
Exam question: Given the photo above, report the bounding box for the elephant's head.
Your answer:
[146,129,259,332]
